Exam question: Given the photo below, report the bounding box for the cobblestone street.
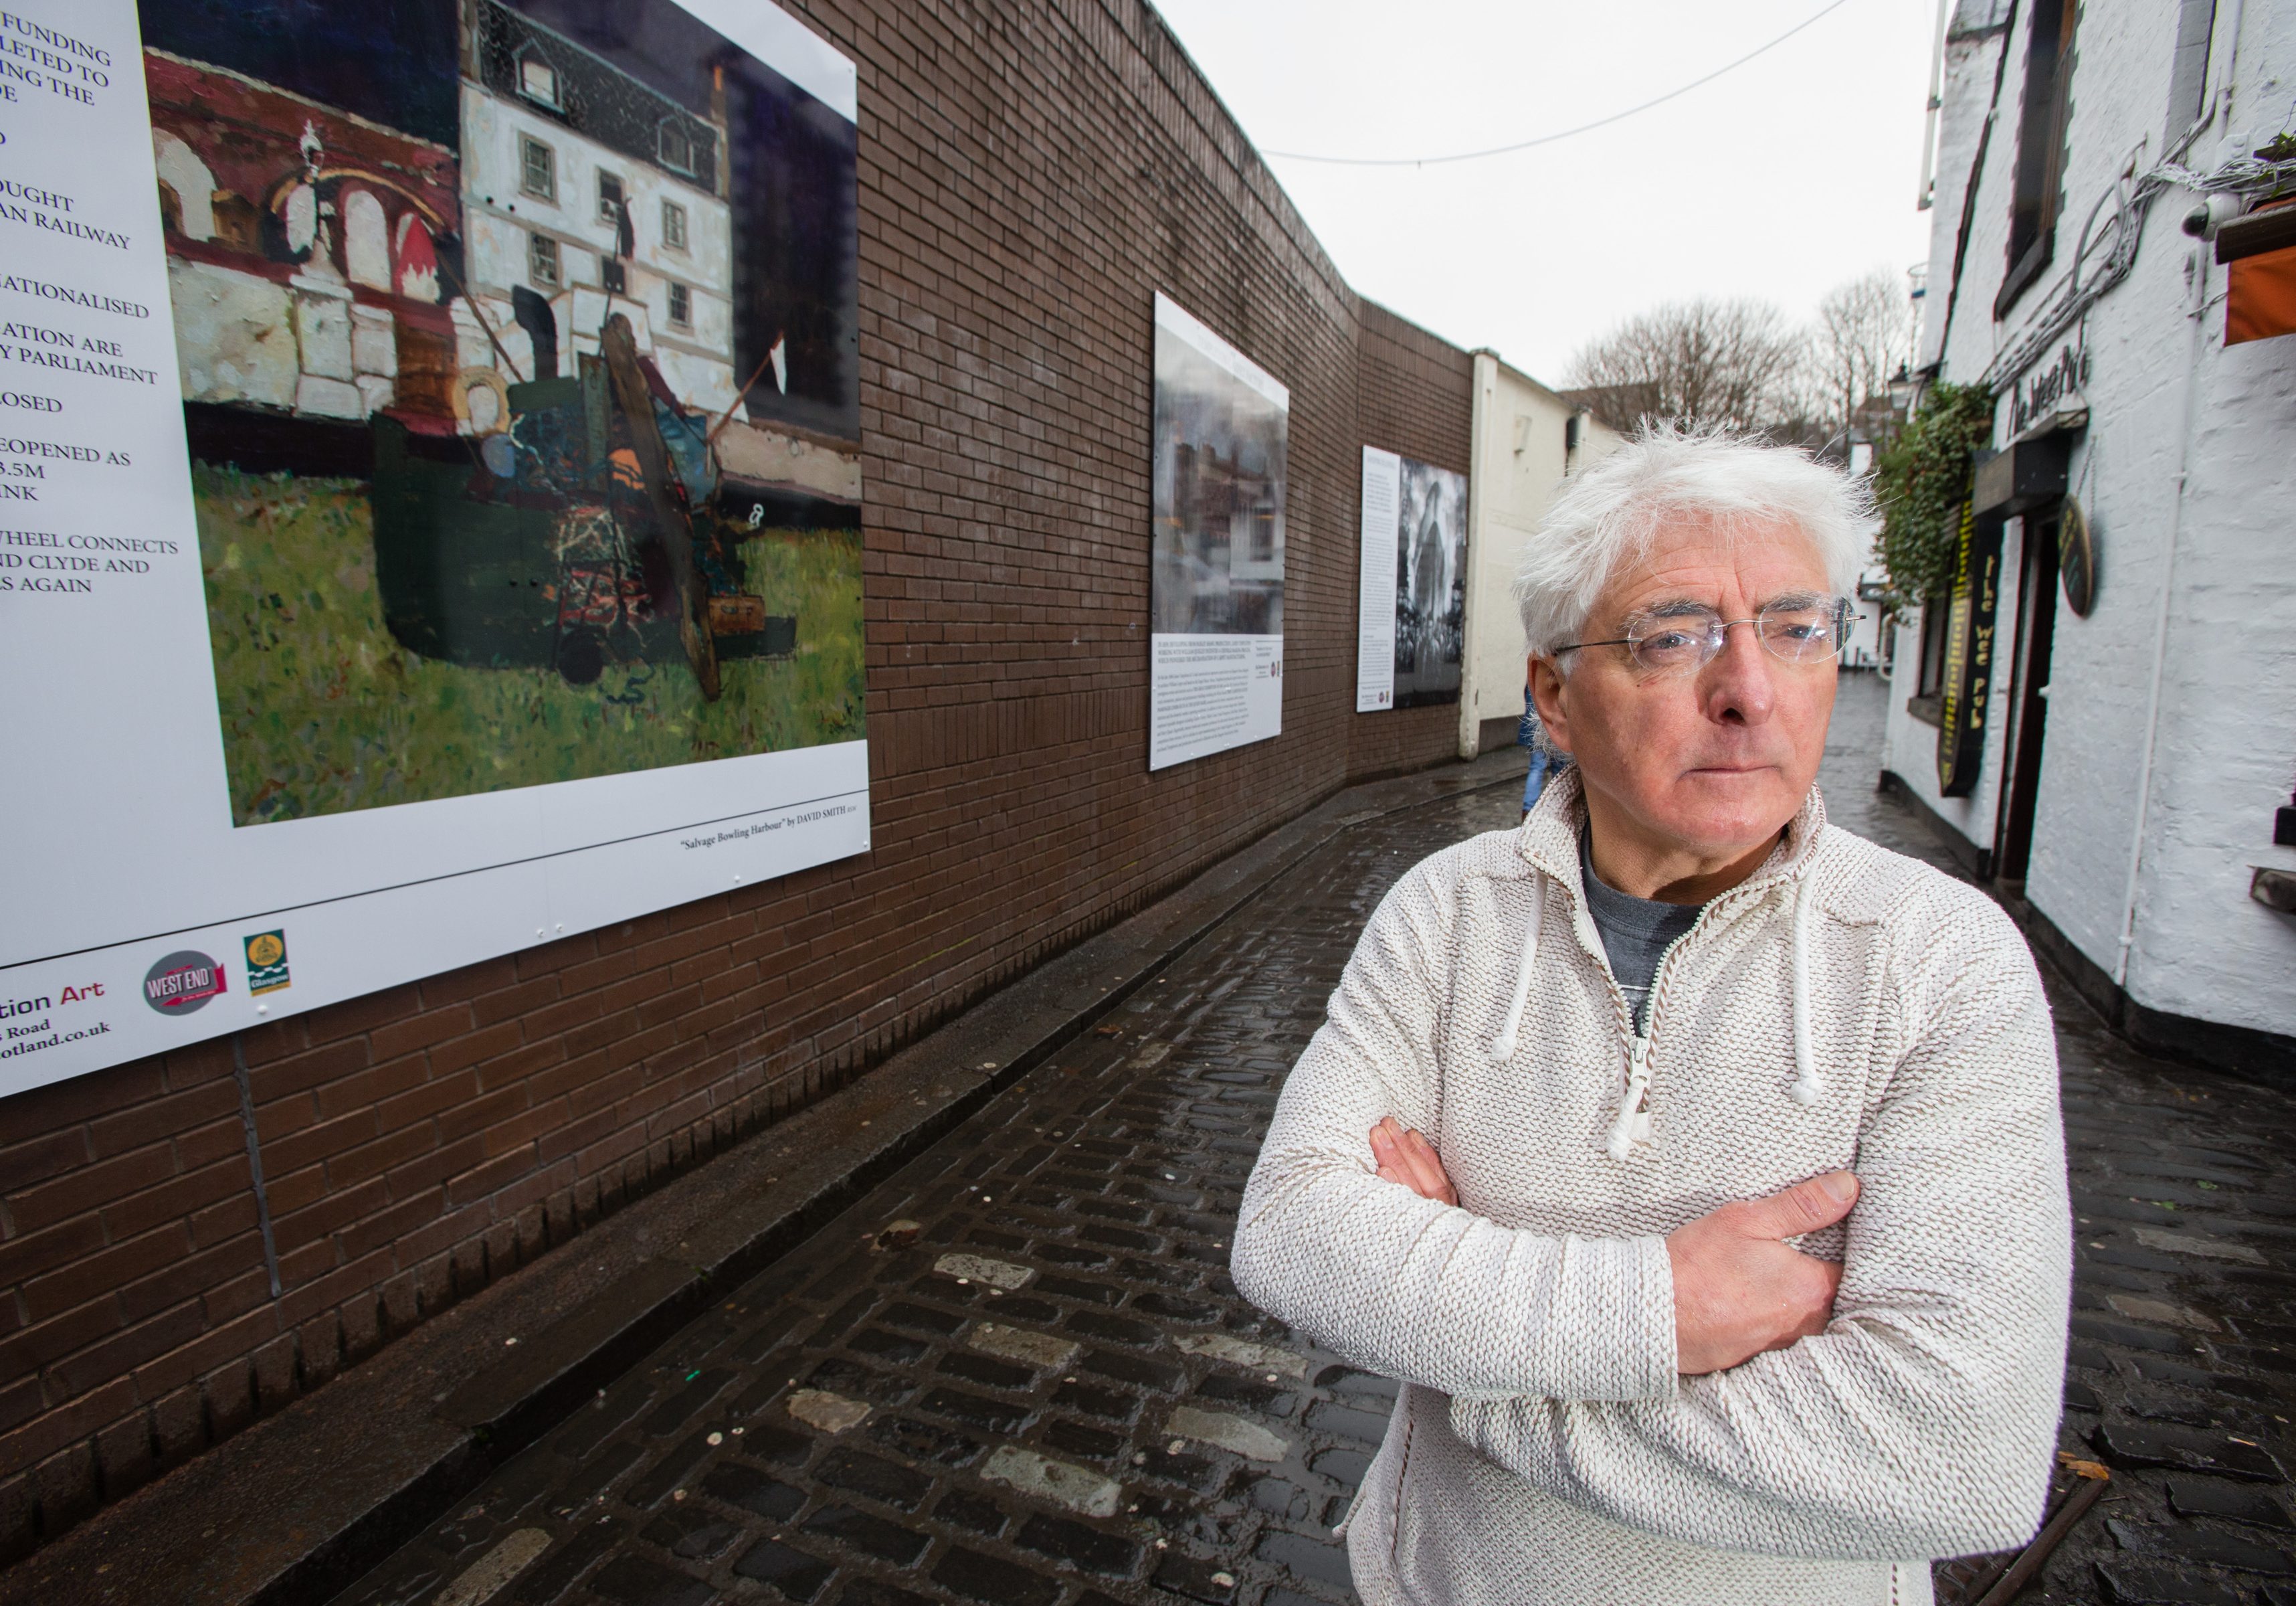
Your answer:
[326,675,2296,1606]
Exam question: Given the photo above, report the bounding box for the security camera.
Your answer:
[2181,193,2246,238]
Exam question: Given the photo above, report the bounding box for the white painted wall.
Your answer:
[1915,0,2012,373]
[1842,565,1888,669]
[1898,0,2296,1037]
[1458,353,1618,757]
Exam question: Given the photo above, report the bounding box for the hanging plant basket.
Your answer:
[1872,381,1995,609]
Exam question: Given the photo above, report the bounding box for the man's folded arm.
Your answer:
[1230,863,1679,1405]
[1451,925,2071,1560]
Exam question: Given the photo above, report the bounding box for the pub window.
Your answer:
[597,171,625,226]
[1918,601,1950,697]
[666,280,692,328]
[1996,0,2079,319]
[520,135,557,203]
[661,198,688,252]
[527,231,559,288]
[658,118,696,177]
[2164,0,2216,147]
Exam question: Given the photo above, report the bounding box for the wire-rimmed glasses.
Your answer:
[1556,594,1854,677]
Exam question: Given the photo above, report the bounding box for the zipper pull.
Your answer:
[1605,1035,1653,1160]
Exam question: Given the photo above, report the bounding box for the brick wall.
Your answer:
[0,0,1474,1557]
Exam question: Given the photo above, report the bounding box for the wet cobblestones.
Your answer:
[330,677,2294,1606]
[329,777,1511,1606]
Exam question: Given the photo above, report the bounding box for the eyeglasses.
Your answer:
[1556,594,1854,677]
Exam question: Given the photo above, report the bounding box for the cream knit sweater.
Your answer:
[1230,770,2071,1606]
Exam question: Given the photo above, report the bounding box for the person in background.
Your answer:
[1231,427,2070,1606]
[1518,686,1567,814]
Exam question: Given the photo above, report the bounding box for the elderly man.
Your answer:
[1231,430,2070,1606]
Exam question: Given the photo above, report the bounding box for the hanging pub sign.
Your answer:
[1935,499,2003,797]
[2059,496,2097,616]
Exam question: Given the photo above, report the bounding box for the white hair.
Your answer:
[1512,425,1879,662]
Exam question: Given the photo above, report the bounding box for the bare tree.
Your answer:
[1563,298,1806,435]
[1807,267,1919,448]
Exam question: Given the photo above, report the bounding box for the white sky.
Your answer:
[1149,0,1942,385]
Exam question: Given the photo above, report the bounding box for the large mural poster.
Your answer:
[0,0,865,1092]
[1392,456,1468,707]
[1147,292,1287,771]
[1356,448,1467,711]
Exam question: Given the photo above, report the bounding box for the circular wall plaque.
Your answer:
[2059,496,2097,617]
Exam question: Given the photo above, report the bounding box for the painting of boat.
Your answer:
[371,313,860,693]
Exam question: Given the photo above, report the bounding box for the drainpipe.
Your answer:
[2115,0,2246,988]
[1917,0,1949,209]
[1459,351,1501,760]
[2115,250,2209,988]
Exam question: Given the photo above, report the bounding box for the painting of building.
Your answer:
[1151,325,1287,637]
[1146,293,1287,770]
[141,0,864,828]
[1392,456,1466,707]
[458,0,737,418]
[148,51,464,430]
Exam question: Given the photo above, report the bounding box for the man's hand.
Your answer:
[1369,1116,1457,1206]
[1667,1172,1859,1374]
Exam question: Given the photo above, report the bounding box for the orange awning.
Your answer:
[2227,243,2296,345]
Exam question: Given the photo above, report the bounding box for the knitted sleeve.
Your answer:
[1230,853,1680,1403]
[1449,898,2071,1560]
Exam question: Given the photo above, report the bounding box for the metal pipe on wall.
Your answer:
[2115,0,2251,986]
[1458,351,1501,760]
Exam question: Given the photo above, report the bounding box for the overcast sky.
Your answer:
[1149,0,1941,385]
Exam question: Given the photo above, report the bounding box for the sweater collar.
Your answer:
[1515,764,1828,910]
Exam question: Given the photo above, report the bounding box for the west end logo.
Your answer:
[142,951,226,1014]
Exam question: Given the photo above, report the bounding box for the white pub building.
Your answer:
[1887,0,2296,1077]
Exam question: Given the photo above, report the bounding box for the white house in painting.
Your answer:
[456,0,737,417]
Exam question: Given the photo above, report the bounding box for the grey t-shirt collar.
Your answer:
[1577,823,1703,1035]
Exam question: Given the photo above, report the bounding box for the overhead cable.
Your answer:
[1261,0,1862,169]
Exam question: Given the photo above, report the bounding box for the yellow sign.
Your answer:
[1935,500,2002,798]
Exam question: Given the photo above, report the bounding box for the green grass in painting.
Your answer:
[195,464,864,826]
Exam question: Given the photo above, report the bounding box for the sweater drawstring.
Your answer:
[1488,871,1543,1061]
[1788,861,1824,1105]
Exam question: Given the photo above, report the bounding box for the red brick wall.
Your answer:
[0,0,1474,1556]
